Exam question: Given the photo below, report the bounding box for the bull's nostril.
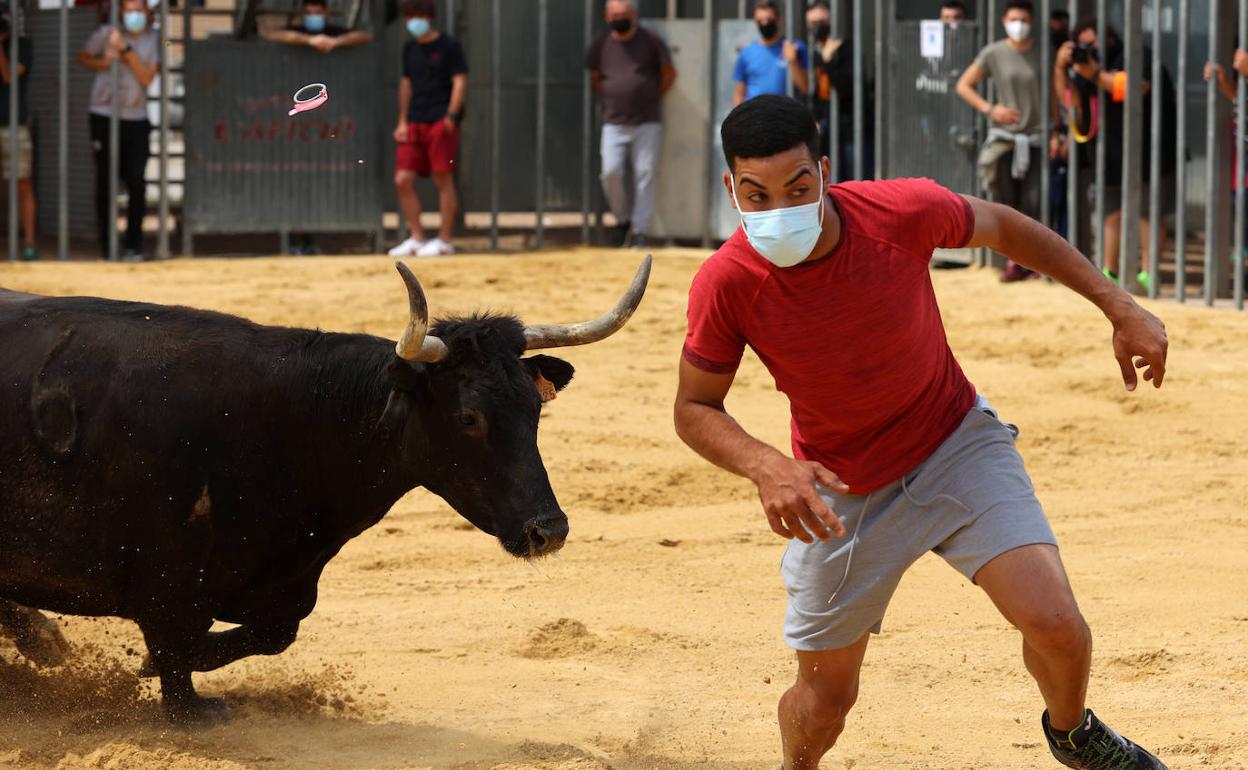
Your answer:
[528,527,548,552]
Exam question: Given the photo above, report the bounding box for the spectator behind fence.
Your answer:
[805,0,873,181]
[261,0,371,54]
[732,0,808,107]
[262,0,371,256]
[76,0,157,262]
[388,0,466,259]
[956,0,1044,282]
[1057,18,1176,293]
[1205,47,1248,268]
[1050,9,1070,49]
[0,2,35,261]
[939,1,966,25]
[586,0,676,249]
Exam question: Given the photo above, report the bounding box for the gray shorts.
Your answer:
[781,396,1057,651]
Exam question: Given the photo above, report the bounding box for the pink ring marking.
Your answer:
[288,83,328,116]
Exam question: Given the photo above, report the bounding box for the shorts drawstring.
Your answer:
[826,476,972,606]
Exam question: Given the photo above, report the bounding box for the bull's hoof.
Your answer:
[14,614,71,668]
[163,696,230,727]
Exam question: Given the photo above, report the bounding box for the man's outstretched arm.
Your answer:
[673,358,847,542]
[961,195,1169,391]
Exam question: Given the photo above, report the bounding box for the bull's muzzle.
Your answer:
[523,515,569,557]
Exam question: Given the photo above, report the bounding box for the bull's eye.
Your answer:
[458,412,478,427]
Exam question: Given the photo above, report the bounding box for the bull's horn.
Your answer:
[523,255,652,351]
[394,261,449,363]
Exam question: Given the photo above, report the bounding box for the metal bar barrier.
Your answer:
[1040,0,1051,232]
[1147,0,1162,298]
[1094,0,1106,269]
[1204,0,1219,305]
[59,0,69,260]
[852,0,862,180]
[158,0,170,260]
[535,0,546,249]
[784,0,793,95]
[109,0,120,261]
[828,0,839,181]
[1121,0,1144,289]
[489,0,499,250]
[1237,0,1247,309]
[581,0,591,244]
[181,0,192,257]
[701,0,714,248]
[1175,0,1188,301]
[874,0,885,178]
[8,0,18,261]
[1067,0,1080,252]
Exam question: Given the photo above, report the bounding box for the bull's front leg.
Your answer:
[138,620,300,677]
[137,613,228,725]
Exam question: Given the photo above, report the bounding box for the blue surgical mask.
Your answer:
[730,165,826,268]
[406,17,430,37]
[303,13,325,32]
[123,10,147,33]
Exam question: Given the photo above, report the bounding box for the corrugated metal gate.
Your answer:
[182,40,384,234]
[884,20,980,194]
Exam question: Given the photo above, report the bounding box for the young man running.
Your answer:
[673,95,1169,770]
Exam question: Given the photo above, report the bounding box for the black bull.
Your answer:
[0,257,650,724]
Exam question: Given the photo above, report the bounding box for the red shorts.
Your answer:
[395,120,459,176]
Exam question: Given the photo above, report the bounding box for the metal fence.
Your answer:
[3,0,1245,309]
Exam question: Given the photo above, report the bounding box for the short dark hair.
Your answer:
[1003,0,1034,15]
[721,95,819,171]
[399,0,435,18]
[302,0,326,8]
[940,1,967,12]
[806,0,830,11]
[755,0,778,13]
[1051,9,1070,21]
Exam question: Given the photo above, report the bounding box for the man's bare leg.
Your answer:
[432,171,458,244]
[395,170,426,241]
[779,632,870,770]
[975,543,1091,730]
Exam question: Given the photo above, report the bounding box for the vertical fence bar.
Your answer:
[852,0,862,180]
[1236,0,1247,309]
[980,0,995,267]
[702,0,714,248]
[1120,0,1144,289]
[667,0,676,20]
[8,0,18,261]
[1066,0,1079,251]
[181,0,192,256]
[739,0,746,20]
[873,0,885,178]
[445,0,454,34]
[1147,0,1162,297]
[1094,0,1106,269]
[59,0,69,259]
[157,0,170,260]
[581,0,592,245]
[784,0,794,95]
[1174,0,1187,300]
[109,0,120,261]
[535,0,547,249]
[489,0,500,250]
[1204,0,1220,305]
[1040,0,1051,232]
[828,0,839,181]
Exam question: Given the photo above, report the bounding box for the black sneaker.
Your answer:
[614,221,631,248]
[1043,710,1168,770]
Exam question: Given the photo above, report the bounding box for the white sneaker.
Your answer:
[387,237,426,257]
[415,238,454,257]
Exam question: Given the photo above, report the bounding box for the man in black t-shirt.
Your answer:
[388,0,466,258]
[586,0,675,248]
[261,0,371,54]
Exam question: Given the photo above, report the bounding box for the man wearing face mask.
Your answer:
[804,0,872,181]
[956,0,1045,282]
[732,0,808,107]
[388,0,467,259]
[262,0,372,55]
[674,95,1170,770]
[586,0,677,248]
[77,0,158,261]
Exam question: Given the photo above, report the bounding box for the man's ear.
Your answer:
[522,355,575,402]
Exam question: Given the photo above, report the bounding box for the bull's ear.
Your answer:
[522,355,575,402]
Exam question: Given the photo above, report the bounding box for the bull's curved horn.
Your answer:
[394,261,449,363]
[523,255,652,351]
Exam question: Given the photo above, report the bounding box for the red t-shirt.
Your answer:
[683,178,978,494]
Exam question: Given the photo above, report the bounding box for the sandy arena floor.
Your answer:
[0,248,1245,769]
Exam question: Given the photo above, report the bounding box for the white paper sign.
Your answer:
[920,19,944,60]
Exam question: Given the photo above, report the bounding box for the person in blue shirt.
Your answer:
[732,0,808,106]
